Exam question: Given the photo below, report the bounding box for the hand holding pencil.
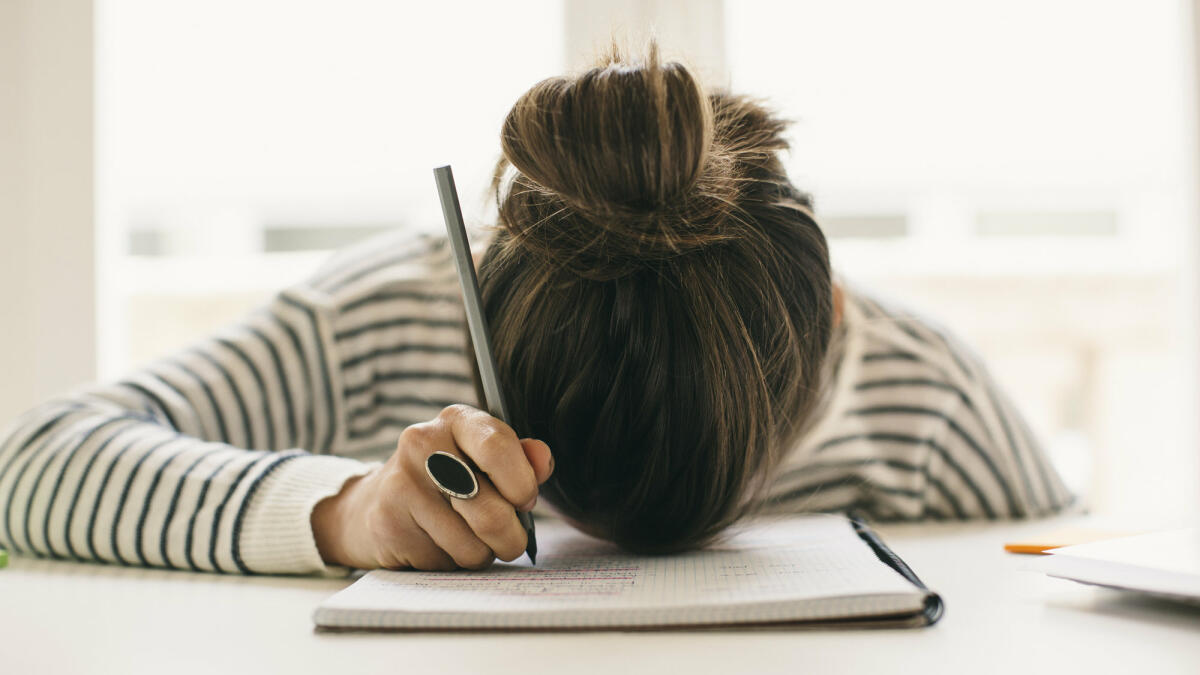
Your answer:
[310,406,552,571]
[432,165,539,565]
[307,165,551,572]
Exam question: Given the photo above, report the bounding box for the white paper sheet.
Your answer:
[1034,528,1200,604]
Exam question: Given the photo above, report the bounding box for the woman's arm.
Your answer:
[854,293,1077,520]
[770,288,1076,522]
[0,288,371,574]
[0,231,553,574]
[922,362,1076,519]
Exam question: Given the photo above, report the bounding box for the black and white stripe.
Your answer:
[0,233,478,573]
[760,287,1074,521]
[0,232,1072,575]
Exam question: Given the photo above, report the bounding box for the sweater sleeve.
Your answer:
[763,286,1076,522]
[852,291,1078,520]
[0,285,373,575]
[922,360,1077,519]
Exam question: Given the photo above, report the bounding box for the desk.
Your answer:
[3,517,1197,675]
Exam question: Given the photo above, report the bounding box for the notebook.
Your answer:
[1031,528,1200,606]
[313,513,943,631]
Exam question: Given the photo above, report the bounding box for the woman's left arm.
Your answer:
[921,356,1076,520]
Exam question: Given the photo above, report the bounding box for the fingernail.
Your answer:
[548,454,555,473]
[520,495,538,512]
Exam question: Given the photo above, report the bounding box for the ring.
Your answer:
[425,451,479,500]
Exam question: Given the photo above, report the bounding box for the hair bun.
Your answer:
[496,44,739,279]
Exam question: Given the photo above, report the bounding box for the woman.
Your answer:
[0,46,1072,575]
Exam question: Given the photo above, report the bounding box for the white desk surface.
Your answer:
[4,516,1197,675]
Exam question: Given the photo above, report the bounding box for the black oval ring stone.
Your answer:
[425,451,479,499]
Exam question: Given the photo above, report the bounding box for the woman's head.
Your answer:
[479,44,833,553]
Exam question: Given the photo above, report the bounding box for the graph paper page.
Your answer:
[317,514,918,619]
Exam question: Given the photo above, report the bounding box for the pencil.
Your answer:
[434,165,537,565]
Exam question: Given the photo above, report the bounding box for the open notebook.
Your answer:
[313,513,943,631]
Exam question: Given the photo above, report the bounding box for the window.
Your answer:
[727,0,1199,515]
[96,0,565,373]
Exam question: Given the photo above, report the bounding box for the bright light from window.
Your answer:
[727,0,1199,517]
[97,0,565,374]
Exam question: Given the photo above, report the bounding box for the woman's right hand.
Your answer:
[310,404,554,571]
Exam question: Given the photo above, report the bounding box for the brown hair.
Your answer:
[479,44,833,553]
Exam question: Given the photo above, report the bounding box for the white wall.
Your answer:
[0,0,96,422]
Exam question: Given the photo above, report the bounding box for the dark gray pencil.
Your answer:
[433,165,537,565]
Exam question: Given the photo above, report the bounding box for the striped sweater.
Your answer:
[0,231,1073,575]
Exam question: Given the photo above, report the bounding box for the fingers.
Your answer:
[362,491,457,571]
[409,477,528,567]
[390,405,551,569]
[387,520,458,571]
[521,438,554,485]
[447,474,528,562]
[409,498,496,569]
[438,405,539,509]
[412,454,528,564]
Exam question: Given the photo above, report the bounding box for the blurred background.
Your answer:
[2,0,1198,519]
